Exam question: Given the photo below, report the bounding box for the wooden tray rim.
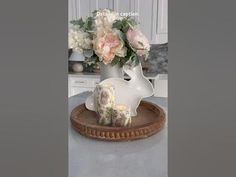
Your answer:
[70,100,166,141]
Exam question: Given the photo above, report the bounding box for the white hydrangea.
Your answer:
[94,9,122,30]
[68,27,92,52]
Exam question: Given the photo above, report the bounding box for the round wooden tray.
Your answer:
[70,101,166,141]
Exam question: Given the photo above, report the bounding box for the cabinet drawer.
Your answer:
[70,78,90,87]
[70,77,100,87]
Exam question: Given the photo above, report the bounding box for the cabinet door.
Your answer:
[96,0,114,9]
[156,0,168,43]
[68,0,76,21]
[113,0,131,12]
[131,0,168,44]
[154,74,168,97]
[134,0,157,43]
[72,0,114,20]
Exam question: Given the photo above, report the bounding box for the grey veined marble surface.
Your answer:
[69,92,168,177]
[145,43,168,74]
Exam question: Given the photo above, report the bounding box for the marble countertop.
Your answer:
[69,92,168,177]
[68,71,160,80]
[68,72,101,79]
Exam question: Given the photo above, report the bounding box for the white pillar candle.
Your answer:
[94,83,115,125]
[112,104,131,127]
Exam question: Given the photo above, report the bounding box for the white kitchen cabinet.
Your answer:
[133,0,168,43]
[68,73,167,98]
[132,0,158,44]
[69,0,168,44]
[156,0,168,43]
[154,74,168,97]
[68,74,100,97]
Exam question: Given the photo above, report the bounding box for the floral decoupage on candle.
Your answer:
[94,83,131,127]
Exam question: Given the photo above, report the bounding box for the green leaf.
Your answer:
[119,56,131,67]
[92,10,98,16]
[134,55,140,66]
[111,56,120,66]
[119,58,126,67]
[113,18,138,33]
[70,18,84,28]
[112,20,123,30]
[130,53,136,61]
[122,23,130,33]
[124,49,140,67]
[116,30,126,41]
[127,18,137,27]
[105,107,118,119]
[84,17,93,30]
[70,17,94,31]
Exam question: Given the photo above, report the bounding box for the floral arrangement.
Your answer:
[69,9,150,67]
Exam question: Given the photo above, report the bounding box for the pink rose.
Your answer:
[94,29,127,64]
[126,28,150,56]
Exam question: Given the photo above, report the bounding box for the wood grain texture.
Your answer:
[70,100,166,141]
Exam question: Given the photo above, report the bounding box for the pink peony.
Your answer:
[94,29,127,64]
[126,28,150,56]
